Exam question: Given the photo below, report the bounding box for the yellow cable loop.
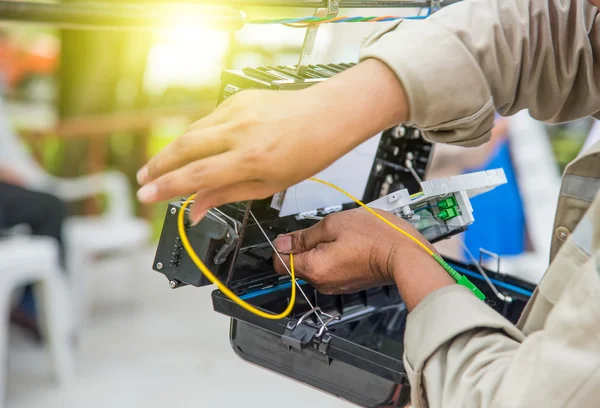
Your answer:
[178,195,296,320]
[177,177,433,320]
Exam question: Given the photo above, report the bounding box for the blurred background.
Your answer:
[0,2,596,407]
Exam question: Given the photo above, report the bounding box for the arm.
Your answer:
[403,243,600,408]
[361,0,600,146]
[274,205,600,408]
[137,0,600,217]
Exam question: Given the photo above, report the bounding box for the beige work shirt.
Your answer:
[360,0,600,406]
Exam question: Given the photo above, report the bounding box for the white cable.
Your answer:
[249,210,326,325]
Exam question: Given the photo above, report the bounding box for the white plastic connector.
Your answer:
[420,169,507,199]
[367,168,507,234]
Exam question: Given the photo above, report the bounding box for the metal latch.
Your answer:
[213,228,239,265]
[282,307,340,353]
[207,208,242,265]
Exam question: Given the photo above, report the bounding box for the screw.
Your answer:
[169,280,177,289]
[170,208,177,215]
[156,262,163,270]
[392,125,406,139]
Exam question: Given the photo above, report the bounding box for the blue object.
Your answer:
[451,263,533,297]
[462,139,526,261]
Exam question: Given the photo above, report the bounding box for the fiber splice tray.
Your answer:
[152,64,535,407]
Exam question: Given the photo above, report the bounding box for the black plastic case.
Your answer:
[211,259,533,407]
[152,64,535,407]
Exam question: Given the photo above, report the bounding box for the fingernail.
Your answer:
[137,184,157,203]
[274,235,292,254]
[136,166,148,184]
[191,210,207,226]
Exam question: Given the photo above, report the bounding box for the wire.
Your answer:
[247,8,431,28]
[177,175,484,322]
[178,195,297,320]
[308,177,435,256]
[307,178,484,301]
[410,191,424,199]
[414,205,433,213]
[249,209,326,325]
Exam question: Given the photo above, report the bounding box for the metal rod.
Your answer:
[0,1,244,31]
[405,155,423,184]
[225,202,252,284]
[249,210,326,325]
[190,0,460,7]
[461,241,512,303]
[0,0,464,32]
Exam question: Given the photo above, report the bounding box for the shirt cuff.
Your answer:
[404,285,525,374]
[359,19,495,147]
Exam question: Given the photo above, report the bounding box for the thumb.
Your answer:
[273,249,321,282]
[273,220,334,255]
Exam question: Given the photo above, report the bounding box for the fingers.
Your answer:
[188,180,270,224]
[137,151,246,204]
[137,123,231,185]
[273,217,336,255]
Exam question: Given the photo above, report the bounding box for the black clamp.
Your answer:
[282,307,340,353]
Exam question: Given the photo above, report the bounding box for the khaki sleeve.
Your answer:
[359,0,600,146]
[403,256,600,408]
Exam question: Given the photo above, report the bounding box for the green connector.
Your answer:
[456,275,486,301]
[433,254,486,301]
[438,196,458,210]
[438,207,458,220]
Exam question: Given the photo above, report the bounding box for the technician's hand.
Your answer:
[135,59,408,224]
[273,208,454,310]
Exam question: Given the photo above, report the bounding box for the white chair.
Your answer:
[0,236,73,405]
[0,97,152,329]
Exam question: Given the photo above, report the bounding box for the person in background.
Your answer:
[0,148,67,341]
[461,116,526,261]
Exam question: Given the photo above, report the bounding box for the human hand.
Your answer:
[272,208,454,309]
[136,59,408,224]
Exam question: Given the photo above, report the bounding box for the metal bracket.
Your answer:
[208,208,242,265]
[459,244,512,304]
[316,312,341,338]
[213,228,239,265]
[296,0,339,74]
[479,248,502,275]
